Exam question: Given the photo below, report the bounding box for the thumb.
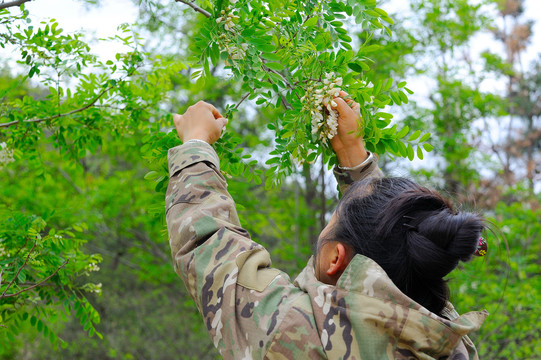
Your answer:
[218,117,228,131]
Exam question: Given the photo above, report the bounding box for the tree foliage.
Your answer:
[0,0,539,358]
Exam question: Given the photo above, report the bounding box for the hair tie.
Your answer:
[474,237,487,257]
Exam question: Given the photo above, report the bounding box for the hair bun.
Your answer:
[418,211,484,260]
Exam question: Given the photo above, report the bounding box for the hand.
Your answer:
[173,101,228,145]
[330,91,368,168]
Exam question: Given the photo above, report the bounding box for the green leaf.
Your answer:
[338,34,352,42]
[304,16,318,27]
[397,140,407,157]
[408,130,421,141]
[417,146,424,160]
[348,61,369,72]
[390,92,401,105]
[144,171,159,180]
[254,43,276,52]
[398,91,409,104]
[265,62,285,71]
[407,144,414,160]
[419,132,431,142]
[383,77,393,91]
[347,62,363,73]
[361,44,382,53]
[260,53,280,61]
[357,61,370,71]
[375,112,393,120]
[423,143,434,152]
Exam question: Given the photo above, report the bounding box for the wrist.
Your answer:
[336,144,368,168]
[182,133,210,144]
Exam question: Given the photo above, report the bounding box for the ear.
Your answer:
[326,243,351,276]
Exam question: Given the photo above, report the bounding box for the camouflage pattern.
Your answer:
[166,141,487,359]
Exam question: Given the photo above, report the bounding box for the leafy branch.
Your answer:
[0,239,37,298]
[1,260,69,298]
[0,237,70,299]
[0,77,128,129]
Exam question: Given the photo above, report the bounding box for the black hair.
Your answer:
[327,177,484,316]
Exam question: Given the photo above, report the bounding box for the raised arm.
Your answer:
[166,102,319,359]
[330,92,384,194]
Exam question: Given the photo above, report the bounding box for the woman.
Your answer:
[165,98,488,359]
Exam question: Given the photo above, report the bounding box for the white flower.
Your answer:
[87,263,100,272]
[0,142,15,169]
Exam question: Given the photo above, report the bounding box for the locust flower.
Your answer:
[302,73,343,144]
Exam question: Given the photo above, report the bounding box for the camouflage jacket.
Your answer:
[166,141,488,360]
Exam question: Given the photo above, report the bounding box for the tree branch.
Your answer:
[1,260,69,298]
[1,239,37,297]
[174,0,211,18]
[0,84,116,129]
[0,0,32,11]
[234,93,250,110]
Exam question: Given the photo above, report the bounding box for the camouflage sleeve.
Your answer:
[333,152,384,194]
[165,141,317,359]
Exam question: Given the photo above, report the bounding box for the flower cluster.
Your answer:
[216,3,249,62]
[301,72,343,144]
[82,282,102,294]
[0,244,7,258]
[91,282,102,294]
[0,142,14,169]
[87,262,100,273]
[215,4,239,32]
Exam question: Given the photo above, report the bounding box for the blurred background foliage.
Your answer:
[0,0,539,359]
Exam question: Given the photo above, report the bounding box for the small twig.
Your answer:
[234,93,250,110]
[1,239,37,297]
[1,260,69,298]
[0,0,31,11]
[174,0,211,18]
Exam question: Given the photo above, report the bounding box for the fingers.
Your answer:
[196,100,223,119]
[208,103,223,119]
[339,92,357,109]
[332,97,353,115]
[217,117,228,130]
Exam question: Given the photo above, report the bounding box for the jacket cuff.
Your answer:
[168,141,220,178]
[333,152,383,193]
